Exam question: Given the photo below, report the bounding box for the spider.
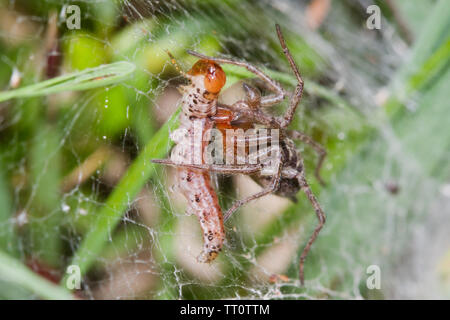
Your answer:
[153,24,327,285]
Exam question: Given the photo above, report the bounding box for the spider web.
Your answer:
[0,0,449,300]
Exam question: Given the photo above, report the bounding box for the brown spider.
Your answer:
[153,24,326,285]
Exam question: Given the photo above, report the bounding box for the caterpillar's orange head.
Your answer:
[188,59,226,94]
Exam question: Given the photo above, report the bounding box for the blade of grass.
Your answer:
[0,61,136,102]
[386,38,450,116]
[28,124,63,267]
[0,250,74,300]
[0,158,17,256]
[390,0,450,102]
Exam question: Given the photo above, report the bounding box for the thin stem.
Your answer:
[0,62,136,103]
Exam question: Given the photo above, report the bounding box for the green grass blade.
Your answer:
[391,0,450,101]
[0,61,136,102]
[28,124,63,267]
[0,159,17,256]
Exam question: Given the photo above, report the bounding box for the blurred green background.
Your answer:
[0,0,449,299]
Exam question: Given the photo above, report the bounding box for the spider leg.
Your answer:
[243,80,286,108]
[211,25,304,130]
[152,159,262,174]
[296,168,326,286]
[223,153,283,221]
[288,130,327,186]
[219,101,278,128]
[275,24,304,129]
